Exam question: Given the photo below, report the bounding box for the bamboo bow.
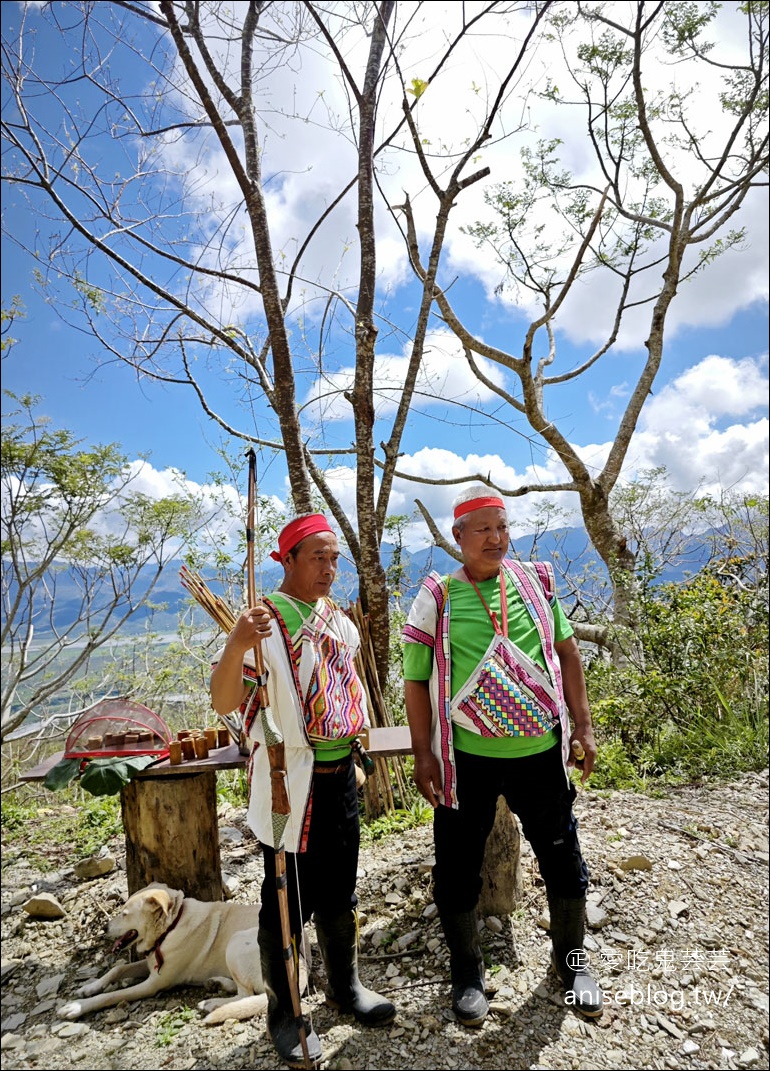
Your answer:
[246,448,311,1069]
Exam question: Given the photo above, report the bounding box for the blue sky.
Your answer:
[2,2,768,553]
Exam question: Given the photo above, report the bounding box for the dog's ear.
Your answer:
[146,888,176,924]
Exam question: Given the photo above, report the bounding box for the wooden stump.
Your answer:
[478,795,523,917]
[120,772,222,901]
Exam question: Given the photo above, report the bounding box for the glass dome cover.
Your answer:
[64,698,171,759]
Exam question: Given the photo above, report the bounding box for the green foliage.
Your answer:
[75,794,124,853]
[384,514,411,726]
[215,769,249,808]
[78,755,159,796]
[154,1006,196,1047]
[386,602,408,727]
[72,270,107,315]
[360,797,433,844]
[43,757,84,792]
[0,296,25,355]
[1,393,208,741]
[407,77,429,99]
[42,754,159,796]
[1,795,34,835]
[586,568,769,787]
[1,790,122,870]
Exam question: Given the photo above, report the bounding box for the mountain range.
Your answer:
[4,527,717,641]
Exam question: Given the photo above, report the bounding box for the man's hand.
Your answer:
[404,680,441,807]
[227,604,273,654]
[210,604,273,718]
[568,725,597,783]
[412,749,442,808]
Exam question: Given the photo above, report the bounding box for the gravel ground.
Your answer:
[2,769,769,1071]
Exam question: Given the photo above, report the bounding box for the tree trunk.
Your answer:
[120,772,222,901]
[478,796,523,917]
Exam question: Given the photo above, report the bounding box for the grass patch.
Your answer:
[1,789,122,872]
[360,798,433,844]
[215,768,249,808]
[154,1006,196,1047]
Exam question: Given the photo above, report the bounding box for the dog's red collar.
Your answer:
[152,903,184,973]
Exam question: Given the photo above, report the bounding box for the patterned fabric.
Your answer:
[266,598,365,741]
[454,635,559,737]
[303,628,366,738]
[511,561,565,706]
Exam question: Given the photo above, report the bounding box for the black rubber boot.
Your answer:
[439,909,489,1027]
[258,926,322,1068]
[548,895,604,1018]
[315,910,396,1026]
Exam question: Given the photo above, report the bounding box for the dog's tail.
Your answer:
[199,993,268,1026]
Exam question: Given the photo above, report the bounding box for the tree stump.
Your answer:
[120,772,222,901]
[478,795,523,917]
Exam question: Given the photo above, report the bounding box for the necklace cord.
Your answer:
[461,566,509,637]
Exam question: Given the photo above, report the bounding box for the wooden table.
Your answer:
[22,727,413,902]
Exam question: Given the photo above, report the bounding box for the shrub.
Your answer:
[586,571,768,785]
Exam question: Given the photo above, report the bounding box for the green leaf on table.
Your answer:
[79,755,158,796]
[43,758,83,791]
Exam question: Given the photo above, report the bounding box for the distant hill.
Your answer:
[3,527,718,640]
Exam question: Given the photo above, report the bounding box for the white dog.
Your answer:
[58,883,307,1025]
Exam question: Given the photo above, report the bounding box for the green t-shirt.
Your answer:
[269,592,313,638]
[403,572,573,758]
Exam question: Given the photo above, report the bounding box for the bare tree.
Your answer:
[392,1,768,658]
[2,0,555,683]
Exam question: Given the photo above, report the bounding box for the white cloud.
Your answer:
[626,355,769,496]
[97,462,289,562]
[140,0,767,429]
[425,7,769,353]
[388,446,578,544]
[389,352,769,545]
[662,356,768,418]
[589,382,631,416]
[10,1,766,550]
[299,329,509,423]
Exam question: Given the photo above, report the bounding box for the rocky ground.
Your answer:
[2,770,769,1071]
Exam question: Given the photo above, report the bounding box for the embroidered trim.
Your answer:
[402,623,435,648]
[263,597,304,693]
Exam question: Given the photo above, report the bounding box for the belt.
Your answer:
[313,756,353,775]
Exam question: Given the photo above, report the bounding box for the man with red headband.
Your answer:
[211,514,395,1067]
[403,486,603,1027]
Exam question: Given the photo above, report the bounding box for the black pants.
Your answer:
[259,758,360,934]
[432,742,589,913]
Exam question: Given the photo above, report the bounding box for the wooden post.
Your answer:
[478,796,523,917]
[120,772,222,901]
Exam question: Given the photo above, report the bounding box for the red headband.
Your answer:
[270,514,333,562]
[453,495,506,520]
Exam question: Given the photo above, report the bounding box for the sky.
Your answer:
[2,1,768,558]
